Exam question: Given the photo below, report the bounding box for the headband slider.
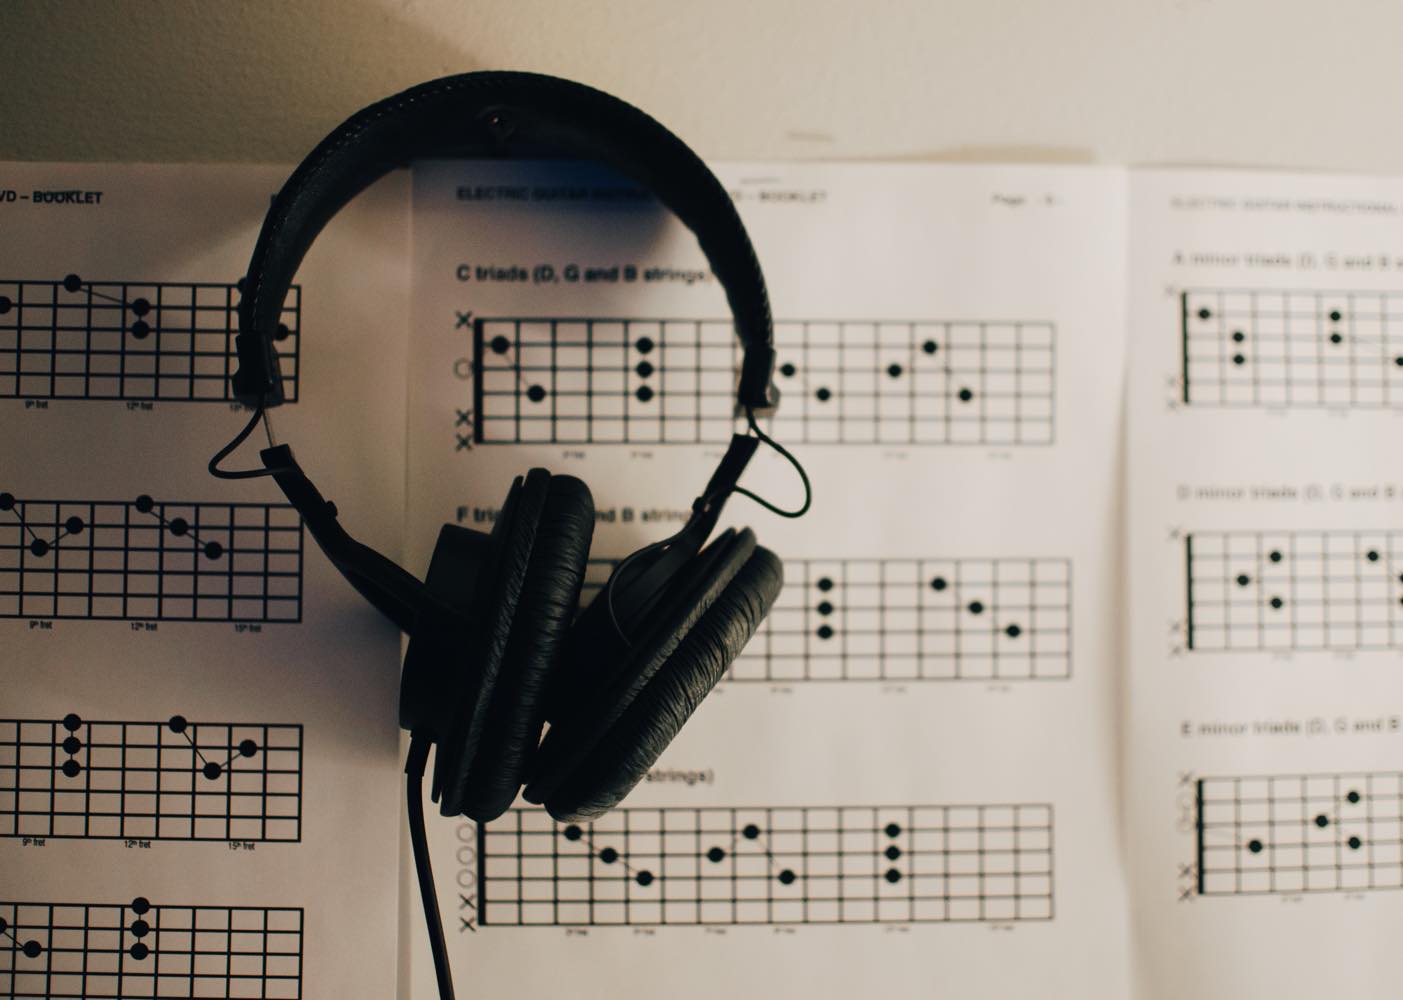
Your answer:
[232,330,287,407]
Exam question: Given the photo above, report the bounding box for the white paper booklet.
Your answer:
[2,158,1398,1000]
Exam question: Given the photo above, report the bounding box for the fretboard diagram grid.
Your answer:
[473,804,1053,926]
[0,898,302,999]
[0,715,302,842]
[0,277,300,402]
[581,556,1071,681]
[1197,773,1403,896]
[473,317,1056,446]
[0,495,304,622]
[1181,289,1403,409]
[1185,531,1403,652]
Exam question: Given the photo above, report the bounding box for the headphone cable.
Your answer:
[406,734,457,1000]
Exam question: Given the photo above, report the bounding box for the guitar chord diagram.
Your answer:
[0,275,300,402]
[468,803,1054,926]
[0,897,302,998]
[473,317,1056,446]
[1181,288,1403,409]
[1185,530,1403,652]
[0,493,303,622]
[1,714,302,842]
[1196,772,1403,896]
[582,556,1071,681]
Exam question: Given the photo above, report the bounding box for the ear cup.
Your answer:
[432,469,549,813]
[525,529,782,821]
[449,474,594,821]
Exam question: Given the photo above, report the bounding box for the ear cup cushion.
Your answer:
[453,475,594,821]
[435,469,550,815]
[541,544,782,822]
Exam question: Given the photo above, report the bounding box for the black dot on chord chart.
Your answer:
[239,739,258,757]
[131,297,151,317]
[1367,550,1380,562]
[131,897,151,915]
[707,847,725,863]
[816,387,832,402]
[168,715,187,733]
[1232,331,1245,343]
[135,494,155,514]
[22,940,42,959]
[236,277,247,293]
[1005,624,1022,638]
[1232,354,1245,365]
[1315,814,1330,828]
[169,517,189,536]
[204,541,224,559]
[275,322,290,342]
[526,385,547,403]
[62,735,81,755]
[885,868,902,884]
[885,845,901,860]
[0,295,10,314]
[1396,356,1403,367]
[922,339,938,355]
[887,363,903,378]
[490,335,511,354]
[0,492,13,510]
[1349,836,1362,850]
[600,847,619,863]
[1269,550,1282,563]
[63,713,82,731]
[61,759,81,778]
[636,871,654,886]
[1348,790,1361,804]
[203,762,223,780]
[817,600,833,616]
[958,388,974,402]
[30,539,49,557]
[635,337,655,355]
[1329,310,1342,323]
[930,576,947,591]
[130,320,151,339]
[743,824,761,840]
[635,386,655,402]
[817,577,834,592]
[636,360,654,377]
[64,515,84,535]
[131,919,150,938]
[63,273,82,293]
[884,823,901,838]
[968,601,984,615]
[780,363,797,377]
[1197,307,1211,320]
[1248,839,1263,854]
[1270,596,1284,609]
[130,943,150,961]
[778,870,796,885]
[1330,333,1343,345]
[563,825,582,841]
[816,624,834,639]
[1236,574,1251,587]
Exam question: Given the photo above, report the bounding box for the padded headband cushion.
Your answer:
[236,71,774,407]
[540,544,782,822]
[449,475,594,822]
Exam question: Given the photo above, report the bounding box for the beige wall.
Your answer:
[3,0,1400,171]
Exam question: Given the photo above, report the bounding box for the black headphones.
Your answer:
[209,72,809,999]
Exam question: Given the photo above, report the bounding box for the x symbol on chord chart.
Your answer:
[458,893,476,912]
[1177,863,1196,879]
[459,917,476,933]
[1177,887,1196,903]
[455,311,473,329]
[455,409,472,427]
[1177,772,1195,788]
[456,433,472,452]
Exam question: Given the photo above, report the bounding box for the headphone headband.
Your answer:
[234,71,777,409]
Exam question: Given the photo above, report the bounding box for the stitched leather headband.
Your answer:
[233,71,776,408]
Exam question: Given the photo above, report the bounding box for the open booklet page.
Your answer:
[0,164,411,999]
[404,161,1131,999]
[1127,170,1403,998]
